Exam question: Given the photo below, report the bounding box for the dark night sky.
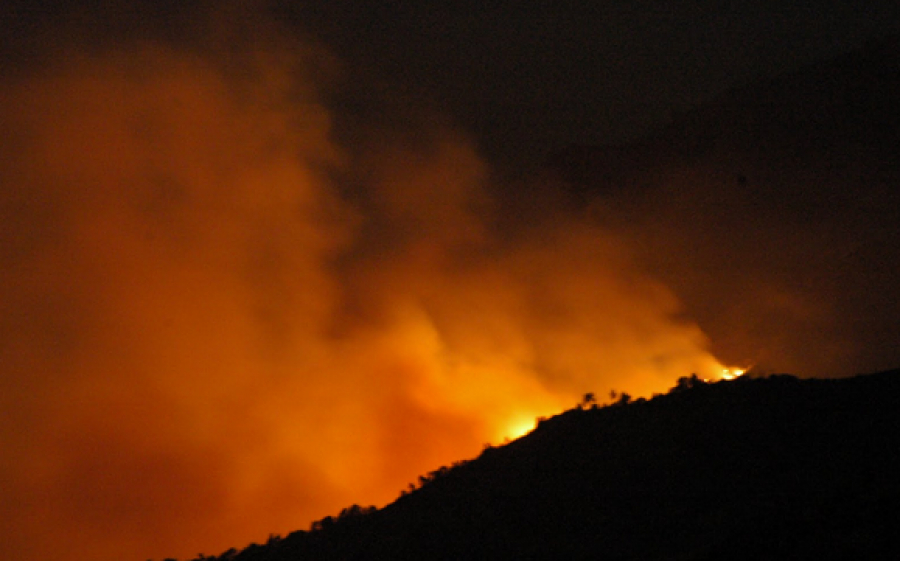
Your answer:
[7,1,900,164]
[275,1,900,165]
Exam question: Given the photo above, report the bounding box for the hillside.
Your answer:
[180,370,900,560]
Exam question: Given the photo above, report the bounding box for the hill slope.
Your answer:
[183,370,900,560]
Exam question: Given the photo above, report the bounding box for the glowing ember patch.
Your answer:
[720,368,746,381]
[503,418,538,441]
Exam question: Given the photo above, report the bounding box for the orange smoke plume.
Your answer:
[0,28,738,561]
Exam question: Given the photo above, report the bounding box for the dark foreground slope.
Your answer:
[186,371,900,560]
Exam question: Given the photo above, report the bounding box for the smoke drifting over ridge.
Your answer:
[1,9,756,561]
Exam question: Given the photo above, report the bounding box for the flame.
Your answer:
[703,366,749,382]
[501,416,540,442]
[720,367,747,381]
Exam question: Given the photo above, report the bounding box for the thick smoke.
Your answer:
[0,11,736,561]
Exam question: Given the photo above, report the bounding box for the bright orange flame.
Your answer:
[500,416,539,442]
[720,367,748,381]
[703,365,748,382]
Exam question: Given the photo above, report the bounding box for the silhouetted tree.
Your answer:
[674,374,704,392]
[311,516,336,532]
[339,504,373,519]
[580,392,596,408]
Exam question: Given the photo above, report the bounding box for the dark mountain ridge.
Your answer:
[179,369,900,560]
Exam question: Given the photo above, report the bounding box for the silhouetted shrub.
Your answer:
[673,373,705,392]
[338,504,375,520]
[310,516,334,532]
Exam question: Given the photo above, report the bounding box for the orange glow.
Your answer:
[501,416,540,441]
[0,34,751,561]
[720,367,747,381]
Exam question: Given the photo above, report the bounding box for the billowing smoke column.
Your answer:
[0,16,735,561]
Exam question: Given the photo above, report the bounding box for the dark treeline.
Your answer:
[174,369,900,560]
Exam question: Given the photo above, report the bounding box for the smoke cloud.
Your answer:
[1,9,740,561]
[582,119,900,378]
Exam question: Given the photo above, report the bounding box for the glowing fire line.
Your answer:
[720,367,746,381]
